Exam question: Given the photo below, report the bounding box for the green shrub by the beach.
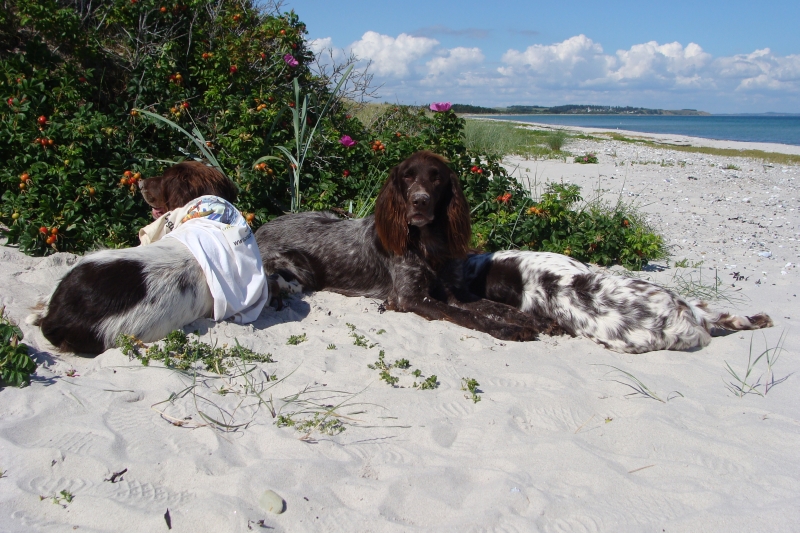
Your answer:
[0,308,36,388]
[0,0,664,268]
[0,0,360,254]
[575,153,599,164]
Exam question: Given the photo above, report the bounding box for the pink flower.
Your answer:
[283,54,299,67]
[429,102,451,112]
[339,135,356,147]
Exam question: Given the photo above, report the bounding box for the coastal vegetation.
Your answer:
[0,0,664,269]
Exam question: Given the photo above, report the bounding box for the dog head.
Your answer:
[140,161,238,218]
[374,151,471,258]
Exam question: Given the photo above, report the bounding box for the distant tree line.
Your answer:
[450,104,707,116]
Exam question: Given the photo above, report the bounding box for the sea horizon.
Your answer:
[482,114,800,146]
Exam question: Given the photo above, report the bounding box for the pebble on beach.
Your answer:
[259,489,286,514]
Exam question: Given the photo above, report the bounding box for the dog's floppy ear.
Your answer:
[375,163,408,256]
[446,169,471,258]
[139,176,167,210]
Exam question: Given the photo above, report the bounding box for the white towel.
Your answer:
[141,196,269,324]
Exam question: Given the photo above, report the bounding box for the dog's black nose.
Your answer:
[411,192,430,208]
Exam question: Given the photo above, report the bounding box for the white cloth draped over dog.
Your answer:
[138,195,269,324]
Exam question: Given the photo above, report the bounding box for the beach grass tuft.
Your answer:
[597,365,683,403]
[724,330,791,397]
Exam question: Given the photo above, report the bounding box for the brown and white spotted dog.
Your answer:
[463,251,773,353]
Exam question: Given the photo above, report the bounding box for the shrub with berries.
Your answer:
[0,0,349,255]
[0,0,664,269]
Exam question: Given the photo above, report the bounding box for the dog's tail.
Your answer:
[690,300,773,334]
[25,300,47,326]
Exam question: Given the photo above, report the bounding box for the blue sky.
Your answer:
[287,0,800,113]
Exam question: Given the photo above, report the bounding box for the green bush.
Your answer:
[0,1,664,269]
[0,0,358,254]
[0,308,36,387]
[575,153,599,164]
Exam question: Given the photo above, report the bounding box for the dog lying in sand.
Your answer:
[462,250,773,353]
[29,162,276,355]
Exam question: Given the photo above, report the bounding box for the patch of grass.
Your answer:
[326,344,336,350]
[722,163,741,170]
[605,133,800,166]
[665,268,747,306]
[597,365,683,403]
[725,331,791,397]
[118,331,273,373]
[286,333,307,346]
[544,130,568,151]
[464,119,564,159]
[461,377,482,403]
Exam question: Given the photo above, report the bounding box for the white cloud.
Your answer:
[713,48,800,91]
[611,41,712,86]
[499,35,612,86]
[426,47,484,77]
[349,31,438,77]
[310,30,800,111]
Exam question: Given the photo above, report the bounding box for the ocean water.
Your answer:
[486,114,800,146]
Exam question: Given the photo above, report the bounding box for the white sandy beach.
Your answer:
[1,130,799,532]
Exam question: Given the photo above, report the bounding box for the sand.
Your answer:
[1,129,799,532]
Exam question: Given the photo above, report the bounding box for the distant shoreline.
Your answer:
[469,116,800,155]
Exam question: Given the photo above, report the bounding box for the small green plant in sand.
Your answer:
[0,307,37,388]
[575,153,599,164]
[597,365,683,403]
[722,163,741,170]
[672,258,704,268]
[724,331,791,397]
[414,374,439,390]
[276,412,346,436]
[461,377,482,403]
[286,333,308,346]
[346,323,376,348]
[327,344,336,350]
[368,351,399,386]
[118,331,273,373]
[44,490,73,506]
[366,351,437,389]
[0,468,6,479]
[376,329,386,335]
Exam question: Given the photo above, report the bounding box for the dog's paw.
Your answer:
[272,274,303,294]
[497,325,538,342]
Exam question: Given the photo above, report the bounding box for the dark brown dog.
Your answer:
[255,151,557,341]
